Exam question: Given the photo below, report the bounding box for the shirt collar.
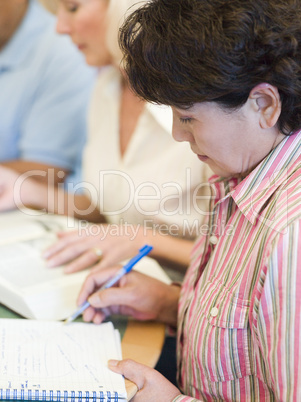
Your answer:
[231,130,301,224]
[208,130,301,224]
[0,0,53,71]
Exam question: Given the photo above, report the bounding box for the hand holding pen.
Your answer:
[64,245,153,324]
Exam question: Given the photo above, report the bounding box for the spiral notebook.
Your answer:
[0,319,127,401]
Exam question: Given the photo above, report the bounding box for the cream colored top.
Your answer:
[83,66,212,237]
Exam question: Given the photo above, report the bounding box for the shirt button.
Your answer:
[210,307,219,317]
[209,235,218,245]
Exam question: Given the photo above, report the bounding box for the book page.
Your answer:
[0,209,75,245]
[0,210,88,320]
[0,235,87,290]
[0,319,126,400]
[0,233,89,320]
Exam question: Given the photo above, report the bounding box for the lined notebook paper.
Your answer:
[0,319,127,401]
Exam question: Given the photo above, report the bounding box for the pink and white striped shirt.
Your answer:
[174,131,301,401]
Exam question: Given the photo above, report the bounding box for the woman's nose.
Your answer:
[172,124,194,143]
[56,9,71,35]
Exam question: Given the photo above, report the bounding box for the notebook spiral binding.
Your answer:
[0,389,119,402]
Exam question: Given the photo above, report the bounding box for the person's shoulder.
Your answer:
[278,156,301,200]
[36,25,84,64]
[26,0,56,36]
[263,158,301,239]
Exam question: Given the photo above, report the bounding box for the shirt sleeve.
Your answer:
[256,218,301,401]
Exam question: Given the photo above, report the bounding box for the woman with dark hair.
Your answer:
[77,0,301,400]
[0,0,211,274]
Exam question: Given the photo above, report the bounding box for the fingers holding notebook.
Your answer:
[108,359,181,402]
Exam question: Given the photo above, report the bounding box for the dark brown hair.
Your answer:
[119,0,301,135]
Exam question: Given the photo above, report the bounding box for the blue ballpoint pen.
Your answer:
[63,244,153,324]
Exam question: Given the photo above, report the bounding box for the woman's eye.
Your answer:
[68,5,78,12]
[63,1,79,12]
[180,117,192,124]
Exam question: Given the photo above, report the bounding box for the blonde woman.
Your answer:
[0,0,211,274]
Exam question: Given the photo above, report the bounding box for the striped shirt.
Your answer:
[173,130,301,401]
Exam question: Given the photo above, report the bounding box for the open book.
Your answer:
[0,209,171,320]
[0,318,127,401]
[0,209,89,320]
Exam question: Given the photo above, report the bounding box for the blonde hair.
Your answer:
[106,0,147,66]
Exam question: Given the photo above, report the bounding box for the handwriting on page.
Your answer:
[0,320,121,392]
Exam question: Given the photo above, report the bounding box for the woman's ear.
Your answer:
[248,83,281,129]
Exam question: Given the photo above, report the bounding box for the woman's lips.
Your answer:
[197,154,209,162]
[77,44,86,51]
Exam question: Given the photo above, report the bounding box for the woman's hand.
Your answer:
[108,359,181,402]
[43,224,147,273]
[77,267,180,326]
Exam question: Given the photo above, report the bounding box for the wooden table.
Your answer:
[122,319,165,399]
